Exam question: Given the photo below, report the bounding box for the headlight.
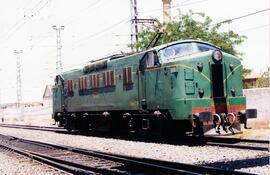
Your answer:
[212,50,222,61]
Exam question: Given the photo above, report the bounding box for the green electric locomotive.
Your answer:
[52,40,256,136]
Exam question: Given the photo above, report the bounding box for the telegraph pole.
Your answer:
[0,68,3,122]
[130,0,138,52]
[14,50,24,120]
[268,65,270,87]
[52,25,64,75]
[14,50,23,108]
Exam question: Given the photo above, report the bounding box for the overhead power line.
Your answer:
[0,0,51,43]
[179,0,208,7]
[229,8,269,22]
[61,46,129,72]
[74,17,130,46]
[63,0,103,26]
[238,23,270,33]
[138,0,208,15]
[216,8,270,25]
[2,0,45,37]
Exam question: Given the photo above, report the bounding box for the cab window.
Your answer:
[140,51,160,71]
[196,43,216,52]
[159,43,195,60]
[55,75,64,87]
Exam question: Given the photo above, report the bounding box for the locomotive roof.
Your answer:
[151,39,219,51]
[61,40,220,75]
[106,40,219,61]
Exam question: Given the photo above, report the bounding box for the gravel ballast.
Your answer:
[0,150,66,175]
[0,127,269,174]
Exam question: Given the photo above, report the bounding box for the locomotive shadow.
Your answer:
[199,156,270,170]
[54,129,223,147]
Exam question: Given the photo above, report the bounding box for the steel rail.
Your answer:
[4,135,256,175]
[0,135,197,175]
[202,137,269,151]
[0,124,268,151]
[0,144,93,175]
[0,123,64,132]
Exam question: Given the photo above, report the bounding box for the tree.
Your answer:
[242,68,269,89]
[242,68,253,89]
[256,70,269,88]
[242,68,252,79]
[132,10,246,56]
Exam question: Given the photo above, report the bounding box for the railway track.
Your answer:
[0,123,268,151]
[0,134,255,175]
[202,136,269,151]
[0,123,64,132]
[0,146,66,175]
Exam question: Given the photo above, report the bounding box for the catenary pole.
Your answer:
[14,50,24,120]
[52,25,65,75]
[130,0,138,52]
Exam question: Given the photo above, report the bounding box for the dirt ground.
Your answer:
[236,119,270,140]
[2,115,56,127]
[248,119,270,129]
[238,128,270,140]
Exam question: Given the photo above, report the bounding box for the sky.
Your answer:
[0,0,269,103]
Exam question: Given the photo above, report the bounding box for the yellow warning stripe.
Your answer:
[145,63,212,83]
[173,63,212,83]
[144,63,242,84]
[223,64,242,83]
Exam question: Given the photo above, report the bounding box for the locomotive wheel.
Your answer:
[213,114,222,134]
[66,126,72,133]
[213,114,221,125]
[228,113,236,124]
[191,114,204,137]
[192,120,204,137]
[63,116,72,133]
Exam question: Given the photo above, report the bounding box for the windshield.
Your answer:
[197,43,216,52]
[159,43,195,60]
[158,42,217,61]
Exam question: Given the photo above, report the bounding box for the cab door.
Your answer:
[138,64,146,109]
[138,51,161,110]
[53,87,63,113]
[52,75,64,116]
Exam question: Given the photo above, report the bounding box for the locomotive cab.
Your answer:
[157,41,257,135]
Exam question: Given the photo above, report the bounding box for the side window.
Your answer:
[103,70,115,87]
[67,80,74,96]
[78,77,82,90]
[94,74,99,88]
[146,52,155,67]
[123,67,132,85]
[89,75,93,88]
[140,51,160,72]
[79,76,87,91]
[89,74,99,89]
[146,51,160,68]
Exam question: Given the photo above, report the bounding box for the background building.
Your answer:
[42,85,53,107]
